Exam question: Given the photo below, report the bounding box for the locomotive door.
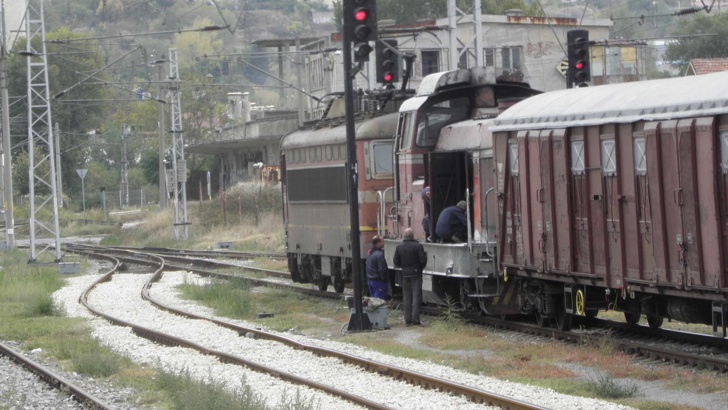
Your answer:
[429,152,471,239]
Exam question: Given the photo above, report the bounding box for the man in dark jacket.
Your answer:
[393,228,427,326]
[365,236,389,300]
[435,200,468,243]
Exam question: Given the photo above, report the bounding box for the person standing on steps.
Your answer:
[393,228,427,326]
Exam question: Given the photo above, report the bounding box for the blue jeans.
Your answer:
[402,276,422,324]
[368,279,389,300]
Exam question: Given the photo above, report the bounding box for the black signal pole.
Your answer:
[343,1,371,332]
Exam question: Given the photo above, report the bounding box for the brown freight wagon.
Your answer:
[491,71,728,335]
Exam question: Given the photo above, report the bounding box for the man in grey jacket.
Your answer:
[393,228,427,326]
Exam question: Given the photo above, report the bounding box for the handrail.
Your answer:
[483,187,495,258]
[466,188,472,254]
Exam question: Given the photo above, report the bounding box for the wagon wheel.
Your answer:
[624,312,641,325]
[333,278,345,293]
[555,298,572,331]
[647,315,664,329]
[316,279,329,292]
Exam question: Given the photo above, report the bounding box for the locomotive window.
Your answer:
[722,132,728,174]
[416,96,470,148]
[315,147,322,162]
[369,141,394,179]
[400,113,415,150]
[299,149,306,163]
[308,147,315,162]
[339,144,347,160]
[633,138,647,175]
[601,139,617,176]
[326,145,333,161]
[290,150,297,164]
[571,141,585,175]
[509,143,519,176]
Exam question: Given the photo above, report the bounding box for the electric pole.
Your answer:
[167,48,189,240]
[0,0,14,249]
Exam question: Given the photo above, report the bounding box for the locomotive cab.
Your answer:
[384,69,540,308]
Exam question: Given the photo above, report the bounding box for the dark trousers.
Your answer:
[367,279,389,300]
[402,276,422,324]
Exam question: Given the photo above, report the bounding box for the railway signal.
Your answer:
[567,30,590,87]
[345,0,377,63]
[376,39,398,85]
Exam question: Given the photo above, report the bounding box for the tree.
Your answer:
[664,12,728,66]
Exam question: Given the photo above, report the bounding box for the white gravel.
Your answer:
[52,269,634,410]
[0,347,84,410]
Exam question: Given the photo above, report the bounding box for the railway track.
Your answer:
[67,244,728,374]
[69,244,545,410]
[0,341,112,409]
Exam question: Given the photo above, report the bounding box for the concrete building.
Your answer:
[188,8,655,191]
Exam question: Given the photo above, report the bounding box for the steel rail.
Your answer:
[140,264,544,410]
[77,253,390,410]
[0,341,113,409]
[463,314,728,372]
[68,243,728,373]
[70,244,545,410]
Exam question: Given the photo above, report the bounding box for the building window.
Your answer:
[457,49,469,69]
[484,48,495,67]
[501,47,523,70]
[421,50,440,76]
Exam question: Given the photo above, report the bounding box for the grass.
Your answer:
[0,246,315,409]
[8,181,726,409]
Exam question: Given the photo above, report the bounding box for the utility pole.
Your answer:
[167,48,189,240]
[54,121,62,207]
[120,124,129,207]
[156,59,167,210]
[0,0,14,249]
[25,0,61,262]
[447,0,484,70]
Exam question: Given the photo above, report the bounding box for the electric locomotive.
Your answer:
[281,91,410,292]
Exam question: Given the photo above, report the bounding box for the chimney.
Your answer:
[227,92,244,120]
[243,92,251,122]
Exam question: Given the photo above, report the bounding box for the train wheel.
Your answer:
[288,256,302,283]
[555,299,572,331]
[535,310,548,327]
[316,279,329,292]
[624,312,641,325]
[333,279,345,293]
[647,316,664,329]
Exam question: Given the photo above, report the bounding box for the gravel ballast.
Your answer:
[49,268,633,410]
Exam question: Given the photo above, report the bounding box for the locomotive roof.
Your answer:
[491,70,728,132]
[281,112,399,149]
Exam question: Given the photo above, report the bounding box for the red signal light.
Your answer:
[354,9,368,22]
[383,73,393,83]
[575,61,584,70]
